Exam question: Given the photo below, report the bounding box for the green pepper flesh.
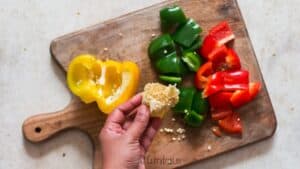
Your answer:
[172,19,202,48]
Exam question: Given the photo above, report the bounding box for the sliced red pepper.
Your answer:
[210,47,241,71]
[209,21,235,45]
[200,35,219,59]
[218,112,242,134]
[230,82,261,108]
[223,70,249,90]
[209,92,233,110]
[226,49,241,71]
[203,70,249,97]
[249,82,261,99]
[203,72,223,97]
[208,45,228,62]
[195,62,214,89]
[200,21,235,59]
[211,109,233,121]
[230,90,251,108]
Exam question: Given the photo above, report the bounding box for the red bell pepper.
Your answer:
[195,62,214,89]
[218,112,242,134]
[211,48,241,71]
[208,45,228,62]
[209,21,235,45]
[200,21,235,59]
[223,71,249,90]
[209,92,233,110]
[249,82,261,99]
[203,70,249,97]
[230,82,261,108]
[200,35,219,59]
[196,21,261,135]
[211,109,233,121]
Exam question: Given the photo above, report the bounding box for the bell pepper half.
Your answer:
[203,70,249,97]
[230,82,261,108]
[172,19,202,48]
[160,5,187,32]
[67,55,140,114]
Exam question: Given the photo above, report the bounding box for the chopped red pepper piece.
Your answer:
[223,71,249,90]
[195,62,214,89]
[209,21,235,45]
[211,47,241,71]
[249,82,261,99]
[200,21,235,60]
[230,82,261,108]
[211,109,233,121]
[203,70,249,97]
[209,92,233,110]
[195,21,261,135]
[226,49,241,71]
[200,35,219,59]
[230,90,251,108]
[208,45,228,62]
[211,126,222,137]
[218,112,242,134]
[203,72,224,97]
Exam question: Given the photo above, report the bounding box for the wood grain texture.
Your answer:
[22,0,277,168]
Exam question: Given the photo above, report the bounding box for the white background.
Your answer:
[0,0,299,168]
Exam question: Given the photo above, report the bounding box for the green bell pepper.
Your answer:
[192,91,209,117]
[159,75,182,84]
[155,52,187,76]
[173,87,196,114]
[148,34,176,60]
[160,6,187,32]
[182,51,202,72]
[172,19,202,48]
[184,110,204,127]
[173,87,207,127]
[183,36,202,52]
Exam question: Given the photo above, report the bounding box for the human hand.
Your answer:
[99,94,162,169]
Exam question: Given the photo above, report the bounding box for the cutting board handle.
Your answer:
[22,98,88,143]
[22,97,104,144]
[22,108,74,143]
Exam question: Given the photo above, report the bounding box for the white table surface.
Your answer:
[0,0,299,168]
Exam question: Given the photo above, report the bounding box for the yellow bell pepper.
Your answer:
[67,54,140,114]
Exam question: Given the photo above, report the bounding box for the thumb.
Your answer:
[127,105,150,140]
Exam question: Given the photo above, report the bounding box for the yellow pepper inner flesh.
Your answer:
[67,54,140,114]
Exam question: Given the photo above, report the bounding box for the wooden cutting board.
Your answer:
[22,0,277,168]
